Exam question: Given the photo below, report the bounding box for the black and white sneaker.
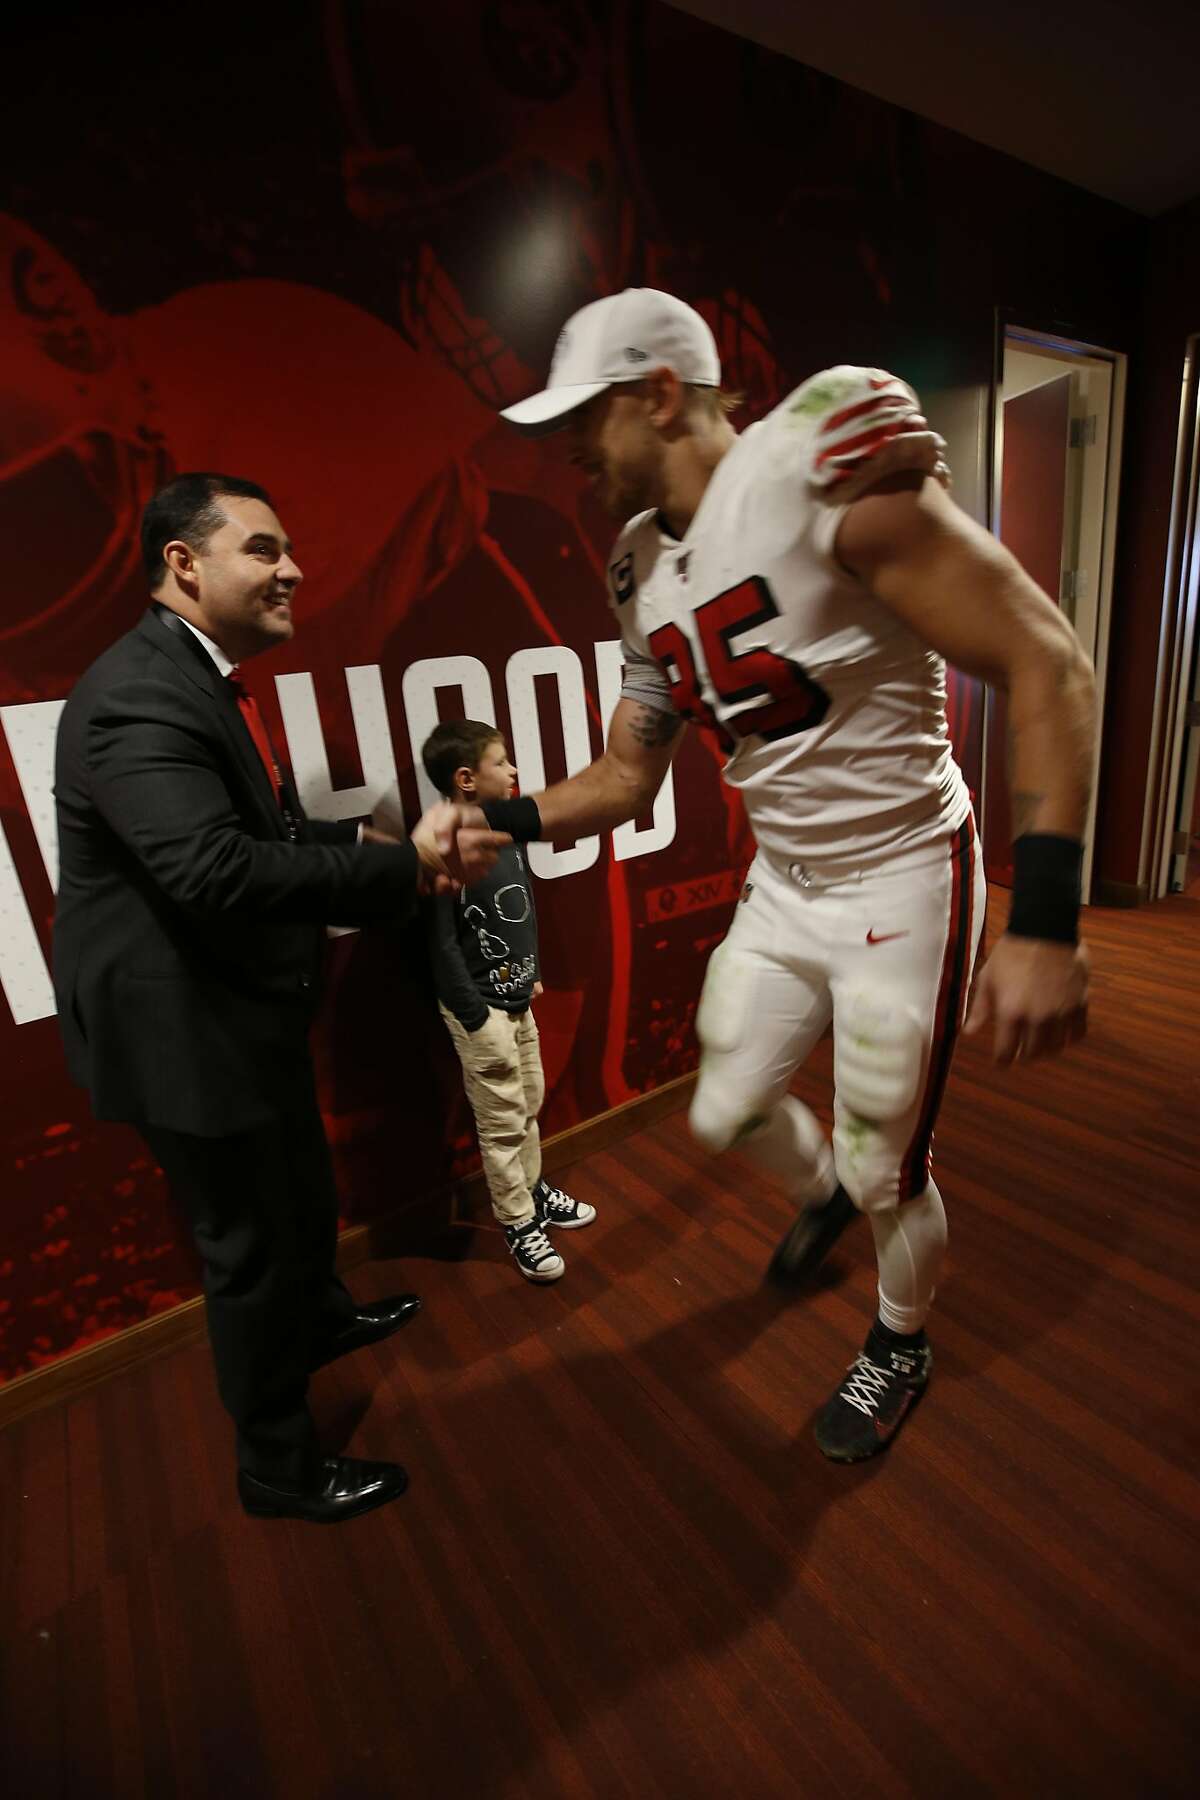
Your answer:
[767,1184,857,1286]
[533,1177,596,1230]
[505,1217,565,1282]
[815,1323,932,1463]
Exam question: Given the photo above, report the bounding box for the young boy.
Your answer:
[421,720,596,1282]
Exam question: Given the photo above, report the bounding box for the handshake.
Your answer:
[365,790,511,894]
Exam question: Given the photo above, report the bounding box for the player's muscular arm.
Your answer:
[533,698,684,837]
[837,473,1094,1066]
[835,474,1096,838]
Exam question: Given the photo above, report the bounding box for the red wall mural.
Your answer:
[0,0,1141,1381]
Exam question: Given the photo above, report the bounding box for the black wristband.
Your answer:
[481,795,542,843]
[1007,834,1083,943]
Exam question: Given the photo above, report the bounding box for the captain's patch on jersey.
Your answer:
[610,552,635,604]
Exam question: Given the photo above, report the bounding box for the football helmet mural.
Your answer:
[0,215,168,697]
[323,0,797,416]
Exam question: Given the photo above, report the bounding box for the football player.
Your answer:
[488,287,1093,1463]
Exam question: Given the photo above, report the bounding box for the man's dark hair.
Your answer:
[140,473,273,589]
[421,719,503,799]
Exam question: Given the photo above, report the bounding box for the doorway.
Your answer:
[985,328,1125,896]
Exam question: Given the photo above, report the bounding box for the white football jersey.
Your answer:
[610,366,972,869]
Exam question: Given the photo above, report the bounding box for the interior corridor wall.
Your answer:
[0,0,1143,1380]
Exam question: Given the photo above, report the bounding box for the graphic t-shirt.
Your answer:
[427,844,539,1030]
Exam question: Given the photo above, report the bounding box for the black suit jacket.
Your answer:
[53,606,421,1135]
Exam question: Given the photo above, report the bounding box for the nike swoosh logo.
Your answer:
[866,929,910,945]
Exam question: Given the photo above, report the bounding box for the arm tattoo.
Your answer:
[626,705,683,749]
[1012,791,1046,837]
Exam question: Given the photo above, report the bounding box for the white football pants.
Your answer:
[689,817,985,1331]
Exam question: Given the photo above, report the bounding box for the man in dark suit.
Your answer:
[53,472,505,1523]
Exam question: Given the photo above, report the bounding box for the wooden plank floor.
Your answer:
[2,891,1198,1799]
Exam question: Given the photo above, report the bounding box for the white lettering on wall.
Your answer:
[505,646,598,880]
[0,701,64,1024]
[2,699,65,890]
[402,655,497,812]
[592,640,677,863]
[275,665,398,820]
[0,642,684,1022]
[0,818,55,1024]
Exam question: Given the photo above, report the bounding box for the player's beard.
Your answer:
[601,440,662,522]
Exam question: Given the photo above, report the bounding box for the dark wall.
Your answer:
[0,0,1146,1382]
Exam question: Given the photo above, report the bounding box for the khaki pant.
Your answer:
[440,1004,546,1224]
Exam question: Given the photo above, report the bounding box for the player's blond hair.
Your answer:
[685,384,745,421]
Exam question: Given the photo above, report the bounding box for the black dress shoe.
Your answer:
[310,1294,422,1370]
[238,1456,409,1523]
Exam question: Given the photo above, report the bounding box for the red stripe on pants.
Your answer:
[898,816,975,1202]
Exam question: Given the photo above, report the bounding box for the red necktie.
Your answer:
[227,671,282,804]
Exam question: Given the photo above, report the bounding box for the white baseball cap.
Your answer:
[500,287,721,435]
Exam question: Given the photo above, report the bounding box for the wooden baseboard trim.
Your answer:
[0,1071,698,1430]
[0,1300,210,1430]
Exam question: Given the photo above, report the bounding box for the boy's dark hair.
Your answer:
[421,719,503,798]
[140,472,273,589]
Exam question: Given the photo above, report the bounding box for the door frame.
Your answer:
[1148,334,1200,898]
[986,316,1127,902]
